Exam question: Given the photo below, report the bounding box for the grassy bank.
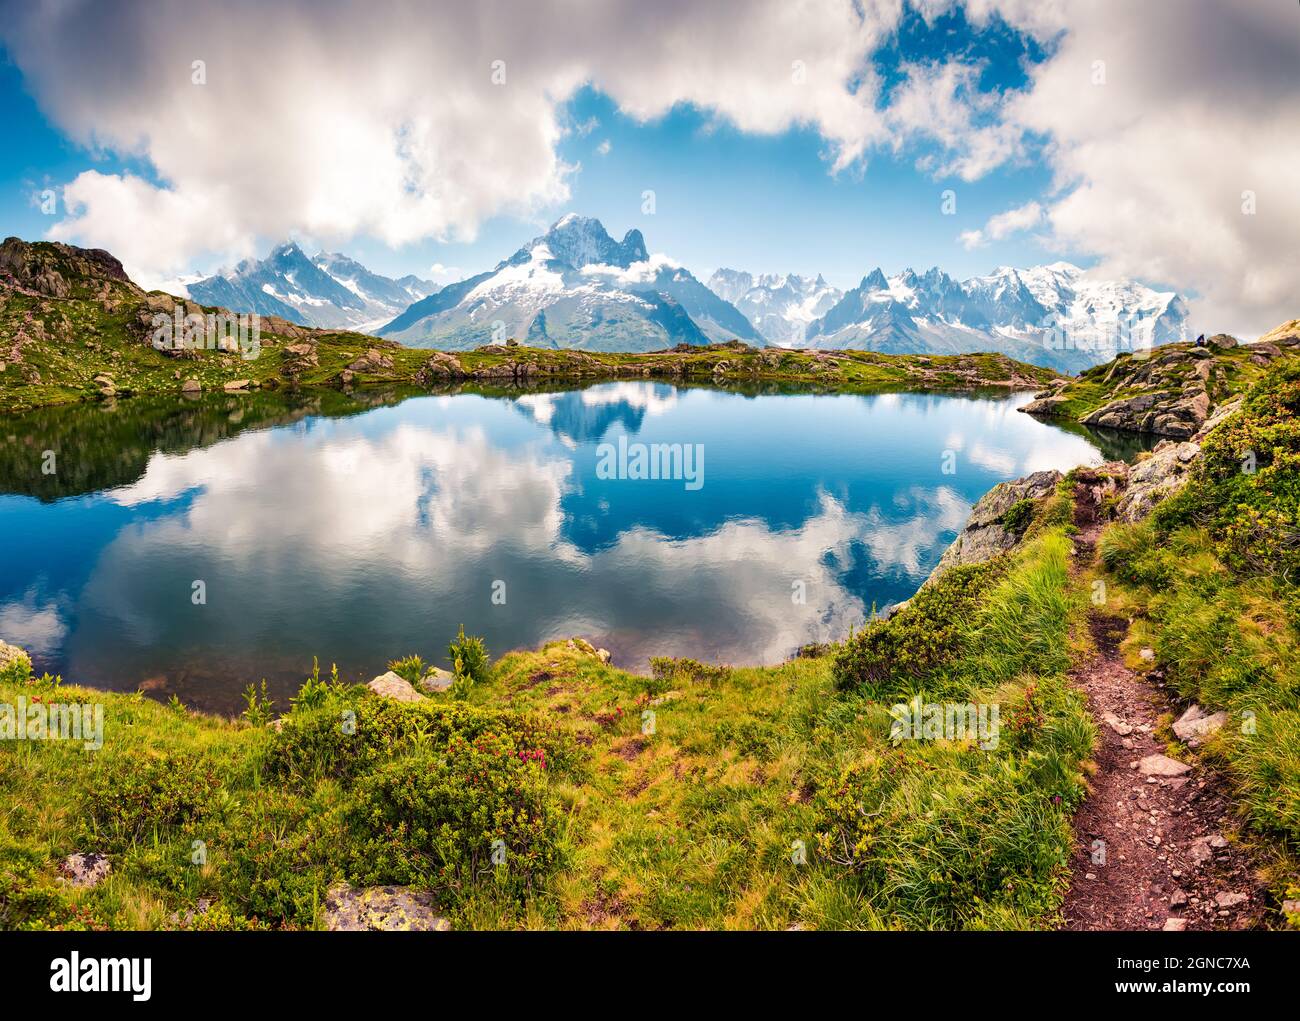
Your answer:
[0,508,1092,930]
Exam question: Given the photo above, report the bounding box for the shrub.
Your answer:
[0,646,31,685]
[1000,498,1036,536]
[82,752,220,848]
[345,734,562,895]
[218,788,344,927]
[449,626,490,693]
[266,695,575,783]
[832,556,1008,695]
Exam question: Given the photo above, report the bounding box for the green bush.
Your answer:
[266,693,575,783]
[449,626,490,695]
[218,788,344,927]
[0,647,31,685]
[345,734,562,895]
[81,752,220,848]
[832,556,1008,696]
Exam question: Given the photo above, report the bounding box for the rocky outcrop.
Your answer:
[323,884,451,931]
[1081,387,1210,438]
[1112,397,1241,522]
[929,469,1061,580]
[1023,332,1300,438]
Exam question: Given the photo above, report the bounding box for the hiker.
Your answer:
[1195,333,1206,347]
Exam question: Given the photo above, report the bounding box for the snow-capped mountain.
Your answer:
[378,215,761,351]
[187,242,437,331]
[707,269,843,346]
[805,262,1187,372]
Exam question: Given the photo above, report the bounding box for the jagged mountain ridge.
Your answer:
[377,215,761,352]
[187,242,437,332]
[707,269,844,346]
[799,261,1188,373]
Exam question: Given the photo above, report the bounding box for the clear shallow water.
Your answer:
[0,383,1149,713]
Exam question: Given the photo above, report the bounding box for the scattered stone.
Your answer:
[1162,918,1187,931]
[418,668,455,694]
[59,852,111,888]
[1139,647,1155,663]
[596,648,612,664]
[1138,754,1191,777]
[1172,704,1227,744]
[1102,711,1133,736]
[222,379,250,391]
[181,377,201,393]
[323,884,451,931]
[1214,892,1248,909]
[1170,890,1188,907]
[366,671,425,703]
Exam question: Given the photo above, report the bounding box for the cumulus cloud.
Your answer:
[964,0,1300,336]
[0,0,900,287]
[960,200,1044,249]
[885,59,1024,181]
[4,0,1294,335]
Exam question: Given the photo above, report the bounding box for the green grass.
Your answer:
[0,516,1092,930]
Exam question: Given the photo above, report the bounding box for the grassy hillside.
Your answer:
[0,237,1056,416]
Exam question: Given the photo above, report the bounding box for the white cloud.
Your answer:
[427,263,463,283]
[595,139,612,156]
[960,200,1044,249]
[964,0,1300,336]
[885,59,1024,181]
[1,0,901,288]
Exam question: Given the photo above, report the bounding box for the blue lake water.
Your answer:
[0,383,1149,712]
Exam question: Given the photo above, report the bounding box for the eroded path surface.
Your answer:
[1059,470,1266,931]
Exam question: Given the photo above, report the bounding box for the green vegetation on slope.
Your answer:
[1095,362,1300,910]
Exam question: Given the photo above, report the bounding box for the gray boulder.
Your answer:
[928,469,1061,582]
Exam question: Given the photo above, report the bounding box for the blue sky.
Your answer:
[0,0,1294,334]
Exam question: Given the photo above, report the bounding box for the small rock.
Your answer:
[1172,704,1227,743]
[1170,890,1188,907]
[418,668,455,694]
[1085,872,1097,881]
[1214,891,1248,909]
[366,671,425,703]
[59,852,111,888]
[1282,899,1300,915]
[223,379,250,391]
[181,378,201,393]
[323,884,451,931]
[1139,647,1155,662]
[1162,918,1187,931]
[1102,712,1133,736]
[596,648,612,664]
[1139,754,1191,777]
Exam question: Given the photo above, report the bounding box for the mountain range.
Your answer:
[378,214,760,351]
[183,216,1189,370]
[187,242,437,332]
